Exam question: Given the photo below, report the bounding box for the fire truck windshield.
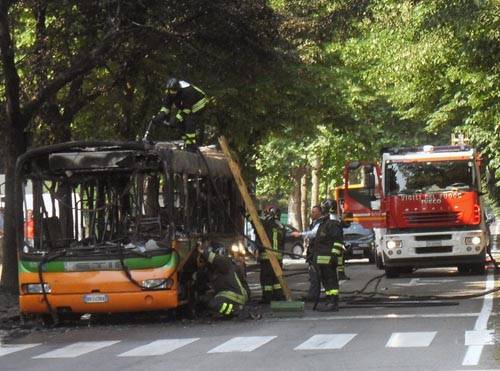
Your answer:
[385,160,476,195]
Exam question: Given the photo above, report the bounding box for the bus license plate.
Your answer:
[426,241,442,247]
[83,294,108,304]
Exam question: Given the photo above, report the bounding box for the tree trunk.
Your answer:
[287,167,306,230]
[0,3,27,293]
[300,173,308,231]
[310,155,321,209]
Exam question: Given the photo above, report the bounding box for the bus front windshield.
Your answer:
[385,160,477,195]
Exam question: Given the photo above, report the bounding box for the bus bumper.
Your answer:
[19,290,179,314]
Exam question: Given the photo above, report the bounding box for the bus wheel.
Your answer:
[39,314,56,326]
[384,267,400,278]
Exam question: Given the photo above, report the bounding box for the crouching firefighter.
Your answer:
[197,240,250,318]
[312,199,345,311]
[258,205,286,303]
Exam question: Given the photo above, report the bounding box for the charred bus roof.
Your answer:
[16,141,232,178]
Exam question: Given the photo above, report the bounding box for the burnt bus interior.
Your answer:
[17,142,243,259]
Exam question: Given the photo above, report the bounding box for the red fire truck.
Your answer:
[342,145,489,278]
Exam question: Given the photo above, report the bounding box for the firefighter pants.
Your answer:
[307,264,320,300]
[337,249,345,275]
[260,259,284,302]
[181,113,204,148]
[315,254,339,298]
[208,295,242,318]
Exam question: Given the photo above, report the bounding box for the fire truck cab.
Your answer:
[343,145,489,278]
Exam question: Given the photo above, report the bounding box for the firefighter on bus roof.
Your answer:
[152,77,210,151]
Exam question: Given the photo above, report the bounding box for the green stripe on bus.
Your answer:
[18,254,177,273]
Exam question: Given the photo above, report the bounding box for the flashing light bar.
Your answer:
[380,145,471,156]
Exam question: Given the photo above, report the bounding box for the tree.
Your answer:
[0,0,293,292]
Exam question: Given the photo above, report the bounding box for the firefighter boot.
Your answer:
[318,295,339,312]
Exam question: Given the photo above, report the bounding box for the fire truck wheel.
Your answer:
[384,266,400,278]
[470,263,486,275]
[376,253,384,269]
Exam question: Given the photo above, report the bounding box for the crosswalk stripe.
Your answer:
[465,330,494,346]
[207,336,276,353]
[294,334,357,350]
[0,344,41,357]
[386,332,437,348]
[118,338,200,357]
[33,341,120,359]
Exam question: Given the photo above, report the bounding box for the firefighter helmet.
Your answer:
[264,204,280,219]
[208,242,227,257]
[165,77,180,94]
[321,199,337,214]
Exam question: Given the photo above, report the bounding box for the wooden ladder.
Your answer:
[218,135,292,300]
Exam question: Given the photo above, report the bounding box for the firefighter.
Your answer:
[325,199,350,281]
[197,240,250,318]
[294,201,342,311]
[258,205,286,303]
[291,205,322,302]
[152,77,210,151]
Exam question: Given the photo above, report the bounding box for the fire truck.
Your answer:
[342,144,489,278]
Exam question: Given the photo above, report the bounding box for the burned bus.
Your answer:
[15,141,244,320]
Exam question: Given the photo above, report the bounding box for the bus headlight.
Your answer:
[386,240,402,249]
[142,279,173,290]
[465,236,481,246]
[23,283,51,294]
[231,245,246,255]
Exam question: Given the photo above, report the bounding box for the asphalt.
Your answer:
[0,254,499,371]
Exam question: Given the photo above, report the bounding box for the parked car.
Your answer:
[245,222,305,259]
[343,222,375,262]
[283,224,305,259]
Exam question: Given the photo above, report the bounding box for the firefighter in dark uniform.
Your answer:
[326,199,350,281]
[197,241,250,318]
[292,205,322,302]
[258,205,286,303]
[311,200,344,311]
[153,77,210,151]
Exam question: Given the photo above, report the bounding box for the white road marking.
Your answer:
[393,278,420,287]
[464,330,494,346]
[386,332,436,348]
[462,271,495,366]
[0,344,40,357]
[118,338,199,357]
[274,312,500,322]
[207,336,276,353]
[393,278,454,287]
[294,334,357,350]
[33,341,120,359]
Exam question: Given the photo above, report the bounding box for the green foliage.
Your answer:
[254,0,498,206]
[2,0,498,200]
